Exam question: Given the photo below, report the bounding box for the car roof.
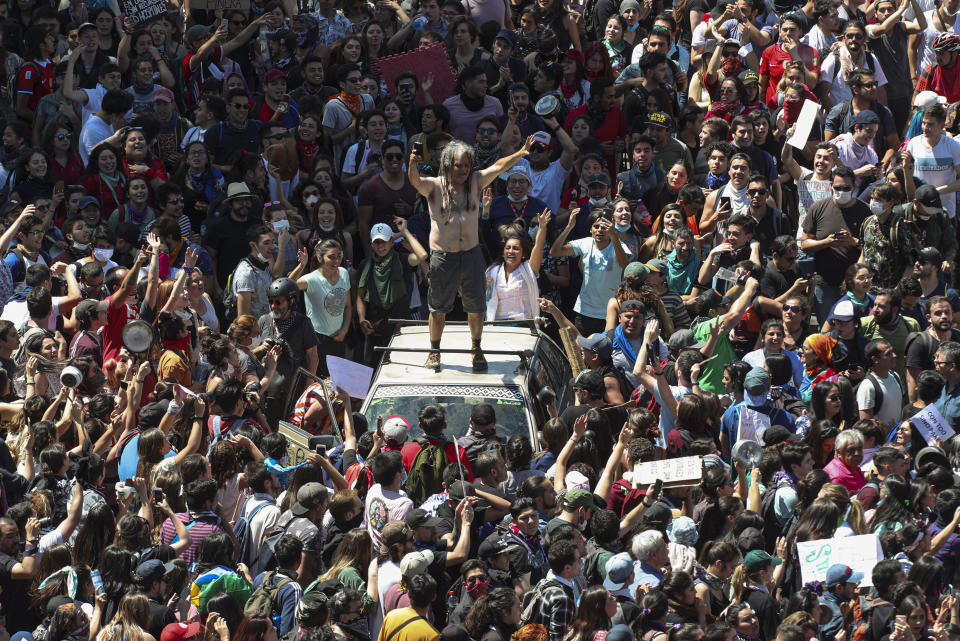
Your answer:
[374,324,540,386]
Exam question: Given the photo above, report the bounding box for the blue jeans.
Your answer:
[814,284,842,326]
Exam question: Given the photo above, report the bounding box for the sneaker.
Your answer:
[472,350,488,372]
[425,351,441,371]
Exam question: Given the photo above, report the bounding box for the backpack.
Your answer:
[903,330,937,369]
[8,61,40,114]
[851,593,892,641]
[404,437,450,506]
[223,257,256,325]
[234,498,272,566]
[582,0,603,44]
[251,515,306,576]
[243,570,295,618]
[865,371,905,414]
[519,578,566,627]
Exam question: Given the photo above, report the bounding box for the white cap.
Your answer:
[370,223,393,243]
[914,90,947,108]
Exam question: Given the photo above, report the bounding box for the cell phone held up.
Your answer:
[413,141,424,157]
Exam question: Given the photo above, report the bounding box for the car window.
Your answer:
[364,385,529,441]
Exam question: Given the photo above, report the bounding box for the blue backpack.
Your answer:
[234,497,272,566]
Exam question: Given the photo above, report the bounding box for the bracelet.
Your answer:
[26,381,34,386]
[182,266,196,273]
[193,416,204,421]
[135,378,147,383]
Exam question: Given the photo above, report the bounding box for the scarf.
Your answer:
[771,469,799,490]
[846,290,870,308]
[359,250,405,309]
[161,336,192,352]
[804,334,837,375]
[460,92,486,111]
[188,170,222,203]
[612,324,638,365]
[336,91,363,116]
[706,172,729,190]
[560,77,580,100]
[297,138,321,172]
[508,522,542,550]
[667,248,700,294]
[879,315,902,332]
[124,201,151,226]
[99,170,122,207]
[293,13,319,48]
[160,113,180,134]
[474,142,501,169]
[695,566,726,592]
[710,98,742,120]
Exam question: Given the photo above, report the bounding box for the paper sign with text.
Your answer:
[327,356,374,400]
[634,455,703,486]
[123,0,167,21]
[737,407,770,444]
[910,404,955,443]
[189,0,250,11]
[787,99,821,150]
[796,533,882,587]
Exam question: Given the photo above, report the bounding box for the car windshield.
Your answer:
[363,385,529,440]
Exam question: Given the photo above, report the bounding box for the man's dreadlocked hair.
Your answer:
[437,140,476,223]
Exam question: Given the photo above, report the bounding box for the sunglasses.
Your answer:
[477,127,497,135]
[833,185,853,192]
[747,188,768,196]
[531,144,550,152]
[56,133,73,140]
[844,32,865,39]
[384,153,404,160]
[232,102,249,109]
[783,304,802,313]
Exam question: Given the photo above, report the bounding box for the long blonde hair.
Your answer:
[98,594,151,641]
[731,563,769,603]
[319,529,372,582]
[819,482,867,535]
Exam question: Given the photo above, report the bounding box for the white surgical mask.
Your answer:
[248,334,262,348]
[869,200,884,215]
[918,202,937,219]
[319,222,335,232]
[273,219,290,233]
[589,197,608,207]
[72,241,89,252]
[305,195,319,208]
[507,193,527,203]
[256,251,271,263]
[93,248,113,262]
[833,189,853,205]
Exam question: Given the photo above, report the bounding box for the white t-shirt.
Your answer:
[79,115,114,164]
[364,483,413,548]
[530,159,569,215]
[1,297,62,329]
[803,25,837,51]
[819,48,888,106]
[907,134,960,218]
[302,267,350,336]
[81,85,107,125]
[856,371,903,428]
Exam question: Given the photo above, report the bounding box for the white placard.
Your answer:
[738,407,770,444]
[910,404,956,443]
[796,533,882,587]
[634,455,703,486]
[787,100,821,150]
[326,356,374,400]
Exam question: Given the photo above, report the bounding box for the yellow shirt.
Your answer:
[377,607,439,641]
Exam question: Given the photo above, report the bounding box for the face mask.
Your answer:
[834,189,853,205]
[721,58,740,76]
[465,577,490,599]
[507,193,527,203]
[489,567,512,583]
[615,222,632,232]
[248,334,262,349]
[339,619,370,639]
[869,200,884,215]
[72,241,89,253]
[319,222,336,232]
[273,219,290,233]
[93,248,113,262]
[256,251,272,263]
[305,194,319,208]
[589,197,608,207]
[626,21,639,30]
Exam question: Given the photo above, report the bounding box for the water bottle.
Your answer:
[413,16,427,30]
[447,590,458,611]
[715,267,740,284]
[91,569,104,596]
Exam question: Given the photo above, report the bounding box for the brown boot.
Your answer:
[425,351,441,371]
[472,349,487,372]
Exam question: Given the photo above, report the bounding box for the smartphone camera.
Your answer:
[413,142,424,157]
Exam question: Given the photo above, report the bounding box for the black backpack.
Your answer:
[252,514,307,576]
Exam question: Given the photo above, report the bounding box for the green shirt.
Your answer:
[694,317,733,394]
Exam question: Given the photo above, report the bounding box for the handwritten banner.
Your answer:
[188,0,251,11]
[327,355,373,400]
[122,0,167,23]
[910,404,956,443]
[634,455,703,487]
[375,42,457,104]
[796,533,882,587]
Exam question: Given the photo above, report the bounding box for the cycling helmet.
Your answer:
[933,32,960,53]
[267,277,299,299]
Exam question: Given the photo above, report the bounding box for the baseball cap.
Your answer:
[666,516,699,547]
[620,299,647,314]
[185,24,211,44]
[161,622,202,641]
[382,521,411,547]
[495,28,517,47]
[829,299,856,323]
[919,246,943,265]
[115,221,140,246]
[645,111,674,129]
[914,90,947,108]
[264,68,286,84]
[370,222,394,243]
[291,482,329,516]
[915,184,945,216]
[743,549,783,571]
[668,328,706,353]
[743,367,771,406]
[135,559,165,585]
[77,22,97,35]
[586,172,611,186]
[78,196,99,210]
[75,298,109,321]
[825,563,864,587]
[722,37,742,48]
[382,416,410,444]
[624,261,650,280]
[852,109,879,126]
[602,552,634,591]
[478,537,510,560]
[762,424,800,446]
[576,333,613,360]
[532,131,554,148]
[563,488,594,510]
[739,70,760,85]
[400,549,435,576]
[448,480,473,501]
[647,258,667,273]
[405,508,442,529]
[643,502,672,527]
[573,369,605,396]
[153,87,174,103]
[738,527,765,555]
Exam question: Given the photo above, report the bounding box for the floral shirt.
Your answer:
[314,10,353,47]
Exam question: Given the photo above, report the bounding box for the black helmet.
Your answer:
[267,277,299,299]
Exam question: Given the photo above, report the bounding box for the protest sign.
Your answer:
[634,455,703,487]
[122,0,167,23]
[796,533,882,587]
[787,99,821,150]
[188,0,251,11]
[327,355,374,400]
[910,404,956,443]
[737,407,770,444]
[376,42,457,103]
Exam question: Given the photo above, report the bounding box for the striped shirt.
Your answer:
[160,511,227,564]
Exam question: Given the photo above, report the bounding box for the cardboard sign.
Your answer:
[738,407,770,444]
[188,0,250,11]
[910,404,956,443]
[123,0,167,23]
[327,355,373,400]
[787,99,821,150]
[376,42,457,104]
[796,534,882,587]
[634,455,703,487]
[278,420,314,466]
